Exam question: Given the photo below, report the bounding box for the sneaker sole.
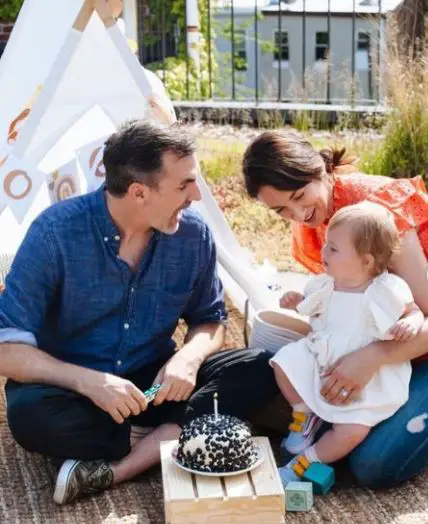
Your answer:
[53,459,79,505]
[285,417,324,455]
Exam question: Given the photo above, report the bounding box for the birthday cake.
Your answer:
[176,413,258,473]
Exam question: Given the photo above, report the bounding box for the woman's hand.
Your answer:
[320,344,382,405]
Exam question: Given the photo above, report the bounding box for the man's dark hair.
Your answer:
[103,120,196,196]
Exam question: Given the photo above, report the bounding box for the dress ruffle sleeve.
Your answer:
[366,176,428,240]
[366,273,414,338]
[296,273,334,318]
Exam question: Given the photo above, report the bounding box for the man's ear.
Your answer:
[128,182,149,202]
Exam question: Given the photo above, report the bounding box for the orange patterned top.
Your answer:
[292,173,428,274]
[292,172,428,361]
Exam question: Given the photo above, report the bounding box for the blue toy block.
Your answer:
[285,481,313,511]
[302,463,335,495]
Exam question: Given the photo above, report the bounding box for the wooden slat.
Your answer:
[194,475,224,499]
[72,0,94,31]
[161,441,195,502]
[224,473,253,498]
[94,0,117,28]
[250,437,284,497]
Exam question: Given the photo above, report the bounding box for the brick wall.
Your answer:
[0,22,13,53]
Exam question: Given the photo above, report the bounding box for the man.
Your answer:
[0,121,278,505]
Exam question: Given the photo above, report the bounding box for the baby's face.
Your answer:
[322,223,373,287]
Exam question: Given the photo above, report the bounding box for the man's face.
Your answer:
[139,151,202,235]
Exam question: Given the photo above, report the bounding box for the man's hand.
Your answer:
[152,353,200,406]
[80,370,148,424]
[279,291,304,311]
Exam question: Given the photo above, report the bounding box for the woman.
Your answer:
[242,129,428,489]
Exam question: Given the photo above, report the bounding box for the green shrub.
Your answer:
[360,22,428,179]
[0,0,23,21]
[147,49,213,101]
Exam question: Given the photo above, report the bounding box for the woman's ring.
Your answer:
[340,388,349,398]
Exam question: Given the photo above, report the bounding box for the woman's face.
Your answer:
[257,177,333,228]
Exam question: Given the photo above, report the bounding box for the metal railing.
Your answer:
[136,0,387,107]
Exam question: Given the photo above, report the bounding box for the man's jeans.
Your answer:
[5,348,279,462]
[348,361,428,488]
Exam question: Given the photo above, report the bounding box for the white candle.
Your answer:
[214,392,219,421]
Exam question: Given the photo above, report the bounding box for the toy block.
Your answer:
[285,481,313,511]
[302,463,335,495]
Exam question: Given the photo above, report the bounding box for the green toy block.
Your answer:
[285,481,313,511]
[302,463,335,495]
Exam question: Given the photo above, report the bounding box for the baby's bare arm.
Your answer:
[279,291,304,311]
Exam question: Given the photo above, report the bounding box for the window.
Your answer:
[356,32,371,70]
[357,32,370,52]
[234,30,247,71]
[315,32,329,61]
[274,31,289,62]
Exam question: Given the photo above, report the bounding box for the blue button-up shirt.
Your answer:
[0,186,227,375]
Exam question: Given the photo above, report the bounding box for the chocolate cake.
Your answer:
[176,413,258,473]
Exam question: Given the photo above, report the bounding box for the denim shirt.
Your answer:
[0,186,227,375]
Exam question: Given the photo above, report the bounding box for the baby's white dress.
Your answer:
[270,272,413,426]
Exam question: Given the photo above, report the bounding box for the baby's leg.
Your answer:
[272,362,303,405]
[273,362,323,455]
[314,423,371,463]
[278,423,370,487]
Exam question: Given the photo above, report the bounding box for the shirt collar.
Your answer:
[90,184,162,243]
[90,184,121,241]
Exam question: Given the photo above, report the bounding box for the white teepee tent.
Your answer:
[0,0,308,336]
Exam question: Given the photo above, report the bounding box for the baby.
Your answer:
[271,201,424,485]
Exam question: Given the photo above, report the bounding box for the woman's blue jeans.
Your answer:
[348,360,428,488]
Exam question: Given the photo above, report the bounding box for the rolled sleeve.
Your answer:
[0,218,59,343]
[0,327,37,346]
[182,226,228,328]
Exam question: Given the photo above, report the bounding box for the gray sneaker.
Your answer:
[53,459,114,505]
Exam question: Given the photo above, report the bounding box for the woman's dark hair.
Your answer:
[103,120,195,196]
[242,130,356,198]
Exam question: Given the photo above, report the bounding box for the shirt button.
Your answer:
[103,237,108,242]
[117,360,122,366]
[114,235,120,241]
[124,323,130,330]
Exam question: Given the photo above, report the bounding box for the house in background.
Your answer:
[214,0,404,103]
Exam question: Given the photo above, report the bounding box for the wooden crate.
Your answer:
[161,436,285,524]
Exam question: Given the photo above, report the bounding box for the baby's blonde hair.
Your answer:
[328,201,400,275]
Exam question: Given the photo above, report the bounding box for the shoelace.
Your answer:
[288,411,308,433]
